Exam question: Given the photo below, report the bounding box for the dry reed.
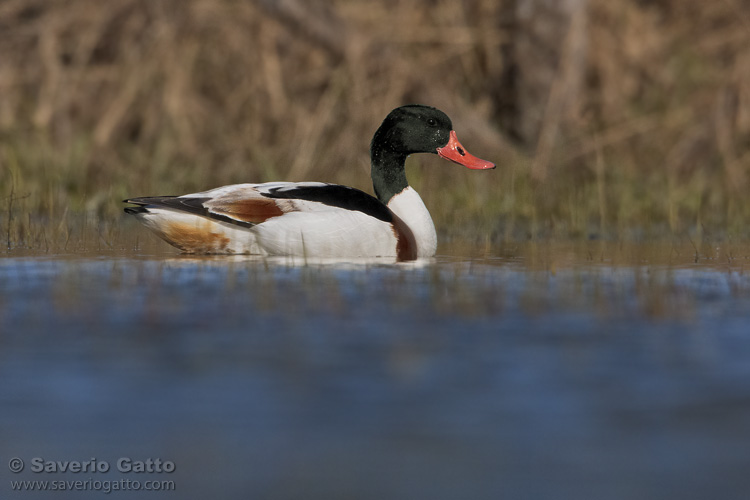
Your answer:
[1,0,749,249]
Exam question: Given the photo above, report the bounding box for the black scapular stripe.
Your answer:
[123,196,254,228]
[261,185,393,223]
[124,196,207,214]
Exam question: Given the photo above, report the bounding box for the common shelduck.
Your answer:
[124,105,495,260]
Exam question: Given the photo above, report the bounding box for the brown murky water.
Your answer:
[2,235,750,499]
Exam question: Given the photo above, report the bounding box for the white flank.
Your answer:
[254,209,398,257]
[133,200,400,258]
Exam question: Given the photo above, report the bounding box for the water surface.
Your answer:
[2,240,750,499]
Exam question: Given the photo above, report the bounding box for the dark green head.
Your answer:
[370,105,453,157]
[369,104,495,203]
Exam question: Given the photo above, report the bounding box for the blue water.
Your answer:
[2,254,750,499]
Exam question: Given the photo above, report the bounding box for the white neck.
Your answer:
[387,187,437,257]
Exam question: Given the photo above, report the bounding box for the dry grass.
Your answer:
[1,0,750,249]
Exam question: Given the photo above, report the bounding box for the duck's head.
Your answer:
[371,105,495,170]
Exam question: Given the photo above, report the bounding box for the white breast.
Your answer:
[387,187,437,257]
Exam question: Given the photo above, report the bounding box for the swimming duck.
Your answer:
[124,104,494,260]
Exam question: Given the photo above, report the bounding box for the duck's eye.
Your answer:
[427,118,437,127]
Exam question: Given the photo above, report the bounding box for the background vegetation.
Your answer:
[2,0,749,249]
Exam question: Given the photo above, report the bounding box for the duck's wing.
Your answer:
[124,182,394,226]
